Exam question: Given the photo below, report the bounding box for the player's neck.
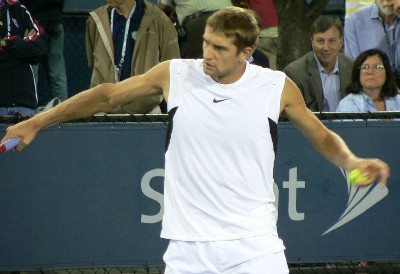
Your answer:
[115,0,136,19]
[212,62,247,84]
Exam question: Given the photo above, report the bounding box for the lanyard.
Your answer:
[111,4,136,80]
[381,20,397,68]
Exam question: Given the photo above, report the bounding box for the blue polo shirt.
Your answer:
[110,0,144,81]
[336,92,400,112]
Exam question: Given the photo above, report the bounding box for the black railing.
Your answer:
[1,112,400,125]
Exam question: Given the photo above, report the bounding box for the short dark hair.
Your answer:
[346,48,398,97]
[309,16,343,39]
[206,7,259,52]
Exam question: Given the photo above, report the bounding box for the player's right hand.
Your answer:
[1,120,38,152]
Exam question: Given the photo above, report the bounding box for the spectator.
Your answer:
[248,0,278,69]
[336,48,400,112]
[86,0,180,114]
[246,8,270,68]
[0,0,47,116]
[284,16,353,112]
[157,0,232,58]
[19,0,68,109]
[344,0,400,86]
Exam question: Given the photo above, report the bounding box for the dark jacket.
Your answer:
[19,0,64,24]
[0,0,47,108]
[284,51,354,112]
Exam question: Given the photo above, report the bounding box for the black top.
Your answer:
[19,0,64,24]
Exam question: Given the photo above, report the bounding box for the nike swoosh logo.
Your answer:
[213,98,230,103]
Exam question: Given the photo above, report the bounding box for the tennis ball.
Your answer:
[348,168,369,185]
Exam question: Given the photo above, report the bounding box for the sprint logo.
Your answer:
[322,168,389,235]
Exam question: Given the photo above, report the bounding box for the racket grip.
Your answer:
[0,137,20,153]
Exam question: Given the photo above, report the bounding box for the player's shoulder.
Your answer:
[170,58,202,67]
[169,58,203,73]
[248,63,286,82]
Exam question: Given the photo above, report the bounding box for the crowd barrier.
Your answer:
[0,114,399,271]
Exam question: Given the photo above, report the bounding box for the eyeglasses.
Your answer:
[359,64,385,73]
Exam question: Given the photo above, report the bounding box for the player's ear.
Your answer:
[241,46,254,62]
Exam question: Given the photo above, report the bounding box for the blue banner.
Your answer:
[0,121,399,270]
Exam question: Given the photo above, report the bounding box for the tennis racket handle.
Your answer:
[0,137,20,153]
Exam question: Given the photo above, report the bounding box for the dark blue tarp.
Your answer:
[0,121,399,270]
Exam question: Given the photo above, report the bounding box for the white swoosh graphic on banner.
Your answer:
[322,168,388,236]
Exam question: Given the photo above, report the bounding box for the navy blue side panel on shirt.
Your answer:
[268,117,278,157]
[165,106,178,152]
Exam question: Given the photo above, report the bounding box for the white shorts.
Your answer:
[163,234,289,274]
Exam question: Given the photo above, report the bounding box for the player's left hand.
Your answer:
[350,158,390,188]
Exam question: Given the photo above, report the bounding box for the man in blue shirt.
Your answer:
[344,0,400,84]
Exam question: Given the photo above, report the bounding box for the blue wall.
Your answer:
[1,120,399,270]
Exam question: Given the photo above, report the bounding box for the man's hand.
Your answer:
[1,119,39,152]
[24,28,37,38]
[348,158,390,188]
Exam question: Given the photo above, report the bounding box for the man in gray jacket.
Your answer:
[284,16,353,112]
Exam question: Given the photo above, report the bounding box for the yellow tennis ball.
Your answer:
[348,168,369,185]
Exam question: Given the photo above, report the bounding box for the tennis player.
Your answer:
[2,7,389,274]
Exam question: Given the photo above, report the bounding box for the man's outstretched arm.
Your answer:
[280,76,390,187]
[1,61,171,151]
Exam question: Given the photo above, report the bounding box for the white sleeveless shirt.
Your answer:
[162,59,286,247]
